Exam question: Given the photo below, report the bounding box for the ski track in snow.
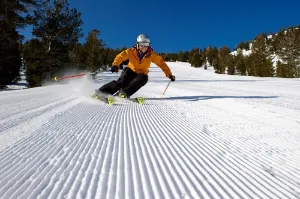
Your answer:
[1,64,300,199]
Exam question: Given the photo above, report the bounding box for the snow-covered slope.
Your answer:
[1,62,300,199]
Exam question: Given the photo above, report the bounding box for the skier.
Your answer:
[96,33,176,98]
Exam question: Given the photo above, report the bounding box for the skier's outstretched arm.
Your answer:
[151,53,175,81]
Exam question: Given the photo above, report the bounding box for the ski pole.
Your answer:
[54,73,86,81]
[162,80,171,95]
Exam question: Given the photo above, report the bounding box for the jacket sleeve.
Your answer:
[151,53,172,77]
[112,49,130,66]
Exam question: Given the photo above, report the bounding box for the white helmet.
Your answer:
[136,34,150,46]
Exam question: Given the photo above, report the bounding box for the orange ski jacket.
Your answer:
[112,47,172,77]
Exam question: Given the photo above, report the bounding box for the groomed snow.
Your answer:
[0,62,300,199]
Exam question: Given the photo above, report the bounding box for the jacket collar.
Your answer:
[134,45,153,60]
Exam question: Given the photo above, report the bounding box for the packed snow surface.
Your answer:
[1,62,300,199]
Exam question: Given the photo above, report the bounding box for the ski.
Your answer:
[128,97,145,105]
[92,93,115,106]
[93,90,144,105]
[115,96,145,105]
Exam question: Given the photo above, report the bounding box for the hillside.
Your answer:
[0,62,300,199]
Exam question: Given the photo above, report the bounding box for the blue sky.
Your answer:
[21,0,300,53]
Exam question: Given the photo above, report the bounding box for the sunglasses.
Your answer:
[138,42,150,48]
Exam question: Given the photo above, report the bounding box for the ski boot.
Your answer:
[118,89,128,98]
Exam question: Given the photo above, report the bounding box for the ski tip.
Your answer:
[136,97,145,105]
[92,94,115,106]
[107,97,115,106]
[92,95,98,99]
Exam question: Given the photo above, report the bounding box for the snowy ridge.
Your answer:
[0,62,300,199]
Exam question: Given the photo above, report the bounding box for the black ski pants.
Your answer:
[99,67,148,97]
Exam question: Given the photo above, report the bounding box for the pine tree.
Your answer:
[274,27,300,77]
[245,54,255,76]
[226,55,235,75]
[235,51,247,75]
[68,43,85,70]
[236,41,251,50]
[188,48,199,63]
[276,61,294,78]
[177,51,189,62]
[103,48,116,68]
[212,56,221,74]
[22,39,46,87]
[247,52,274,77]
[206,46,218,66]
[216,46,231,74]
[219,46,231,57]
[24,0,83,86]
[0,0,36,89]
[251,34,274,77]
[0,22,22,89]
[83,29,106,72]
[32,0,83,52]
[191,52,203,68]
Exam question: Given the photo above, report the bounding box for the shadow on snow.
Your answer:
[151,79,264,83]
[145,95,278,102]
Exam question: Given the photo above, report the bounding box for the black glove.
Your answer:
[169,75,176,81]
[111,65,119,73]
